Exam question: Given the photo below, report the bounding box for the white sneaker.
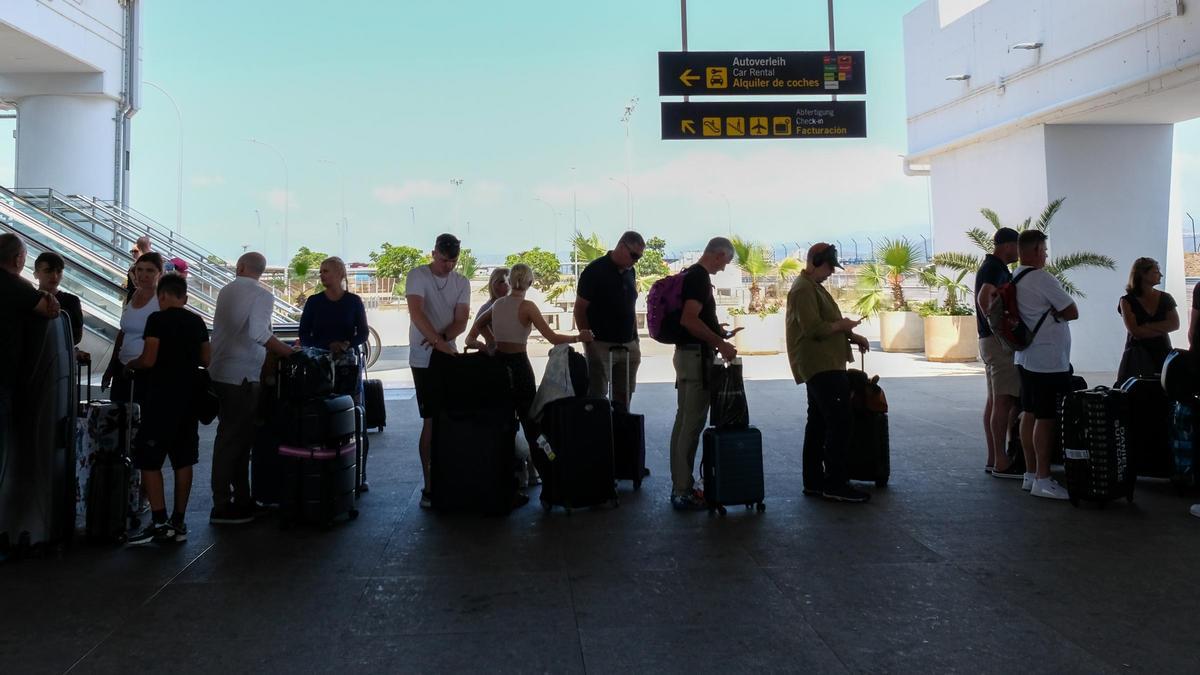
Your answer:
[1021,473,1035,491]
[1190,504,1200,519]
[1031,477,1070,501]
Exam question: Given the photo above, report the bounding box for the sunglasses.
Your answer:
[624,243,643,262]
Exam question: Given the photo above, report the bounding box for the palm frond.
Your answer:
[731,236,772,278]
[776,257,802,282]
[1035,198,1065,232]
[1048,252,1116,273]
[855,261,887,291]
[852,287,885,318]
[980,208,1003,230]
[1051,273,1084,298]
[966,228,993,254]
[572,232,607,262]
[1019,217,1032,232]
[876,237,923,275]
[932,252,981,274]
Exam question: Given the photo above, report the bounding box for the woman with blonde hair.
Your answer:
[474,267,510,354]
[1115,256,1179,383]
[298,256,369,354]
[466,263,591,475]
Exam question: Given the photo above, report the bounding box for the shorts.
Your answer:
[979,335,1020,399]
[412,366,436,419]
[1017,366,1072,420]
[133,407,199,470]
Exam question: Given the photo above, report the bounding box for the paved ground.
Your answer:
[3,351,1200,674]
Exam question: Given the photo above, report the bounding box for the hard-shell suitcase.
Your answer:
[363,378,386,430]
[354,405,370,494]
[252,419,284,506]
[1169,399,1196,492]
[609,346,646,489]
[83,397,141,543]
[1119,376,1173,478]
[279,442,359,527]
[538,397,618,512]
[431,406,519,514]
[701,426,765,515]
[1060,387,1134,506]
[279,395,356,448]
[846,360,891,487]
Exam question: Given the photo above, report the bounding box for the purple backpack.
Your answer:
[647,271,688,343]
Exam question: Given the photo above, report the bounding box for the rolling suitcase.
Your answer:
[609,346,647,489]
[1119,376,1173,478]
[538,397,618,512]
[701,426,765,515]
[278,394,356,448]
[846,358,891,487]
[83,396,141,543]
[252,419,285,506]
[279,442,359,527]
[1169,400,1196,492]
[363,378,386,430]
[1060,386,1134,507]
[431,406,519,514]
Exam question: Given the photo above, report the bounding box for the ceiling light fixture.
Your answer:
[1010,42,1043,51]
[944,74,971,81]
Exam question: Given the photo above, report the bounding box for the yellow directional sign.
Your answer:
[706,67,728,89]
[661,101,866,140]
[681,119,696,135]
[750,117,769,136]
[702,117,722,136]
[678,68,700,87]
[726,117,745,136]
[772,116,792,136]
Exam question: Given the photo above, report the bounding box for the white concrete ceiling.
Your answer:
[1054,77,1200,126]
[0,20,99,74]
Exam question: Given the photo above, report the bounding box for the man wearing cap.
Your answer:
[785,243,871,503]
[975,227,1022,479]
[168,257,190,278]
[405,233,471,509]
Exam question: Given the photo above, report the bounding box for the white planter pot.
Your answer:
[732,312,785,355]
[923,315,979,362]
[879,311,924,352]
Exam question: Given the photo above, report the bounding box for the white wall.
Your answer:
[15,94,118,197]
[1043,124,1176,371]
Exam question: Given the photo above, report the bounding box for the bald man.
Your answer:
[208,252,295,524]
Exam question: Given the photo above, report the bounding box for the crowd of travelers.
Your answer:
[3,216,1199,549]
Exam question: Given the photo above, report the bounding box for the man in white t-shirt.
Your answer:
[1012,229,1078,501]
[406,233,471,508]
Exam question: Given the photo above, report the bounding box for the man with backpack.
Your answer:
[574,230,644,408]
[786,243,871,503]
[975,227,1022,479]
[1011,229,1078,500]
[666,237,740,510]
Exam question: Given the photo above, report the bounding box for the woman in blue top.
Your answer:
[298,256,369,354]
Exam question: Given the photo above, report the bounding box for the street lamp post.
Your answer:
[246,138,289,281]
[254,208,264,253]
[533,197,560,258]
[609,177,632,230]
[450,178,465,234]
[319,159,347,259]
[143,81,183,234]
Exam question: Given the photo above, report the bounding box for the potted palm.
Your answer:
[853,238,925,352]
[730,237,801,354]
[917,265,977,361]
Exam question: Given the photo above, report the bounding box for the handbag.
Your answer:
[709,358,750,428]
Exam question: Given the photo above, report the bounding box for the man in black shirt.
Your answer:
[33,252,86,350]
[574,230,645,408]
[974,227,1022,478]
[669,237,739,510]
[124,273,210,545]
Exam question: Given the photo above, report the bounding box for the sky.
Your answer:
[2,0,1199,264]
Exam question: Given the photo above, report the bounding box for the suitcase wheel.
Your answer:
[633,478,642,490]
[714,504,727,516]
[875,478,888,488]
[756,502,766,512]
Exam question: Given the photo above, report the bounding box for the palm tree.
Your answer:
[932,198,1115,298]
[731,236,801,312]
[853,238,923,317]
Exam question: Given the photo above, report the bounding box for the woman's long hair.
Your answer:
[486,267,510,301]
[322,256,348,292]
[1125,257,1158,297]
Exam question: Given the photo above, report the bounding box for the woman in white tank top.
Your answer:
[466,264,591,482]
[103,252,164,403]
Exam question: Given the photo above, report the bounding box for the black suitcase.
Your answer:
[279,443,359,527]
[846,364,891,487]
[431,407,519,514]
[1060,387,1134,506]
[354,405,370,494]
[279,395,356,448]
[278,349,335,400]
[363,378,386,430]
[85,454,132,544]
[1119,376,1173,478]
[252,420,285,506]
[701,426,765,515]
[430,349,513,410]
[538,397,618,512]
[608,346,646,489]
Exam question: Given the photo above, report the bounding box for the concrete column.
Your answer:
[15,95,119,200]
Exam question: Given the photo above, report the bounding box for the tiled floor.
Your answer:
[3,373,1199,674]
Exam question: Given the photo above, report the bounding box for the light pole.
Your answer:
[254,208,264,253]
[246,138,289,279]
[1189,212,1196,253]
[143,81,183,234]
[533,197,560,258]
[319,159,347,259]
[450,178,464,234]
[410,206,416,230]
[609,177,633,230]
[620,97,638,226]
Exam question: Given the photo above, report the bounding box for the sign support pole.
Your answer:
[681,0,689,103]
[827,0,837,102]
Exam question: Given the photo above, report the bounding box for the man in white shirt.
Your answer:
[405,234,471,509]
[208,252,296,524]
[1012,229,1078,501]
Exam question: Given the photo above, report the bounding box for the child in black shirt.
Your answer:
[125,274,210,545]
[33,252,86,350]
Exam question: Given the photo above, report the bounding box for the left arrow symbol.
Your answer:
[681,120,696,134]
[679,69,700,87]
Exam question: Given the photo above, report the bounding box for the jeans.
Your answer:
[211,379,260,508]
[803,370,852,489]
[669,347,712,496]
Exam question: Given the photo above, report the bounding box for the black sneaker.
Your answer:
[991,463,1024,479]
[168,518,188,543]
[209,504,254,525]
[127,522,170,545]
[821,484,871,503]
